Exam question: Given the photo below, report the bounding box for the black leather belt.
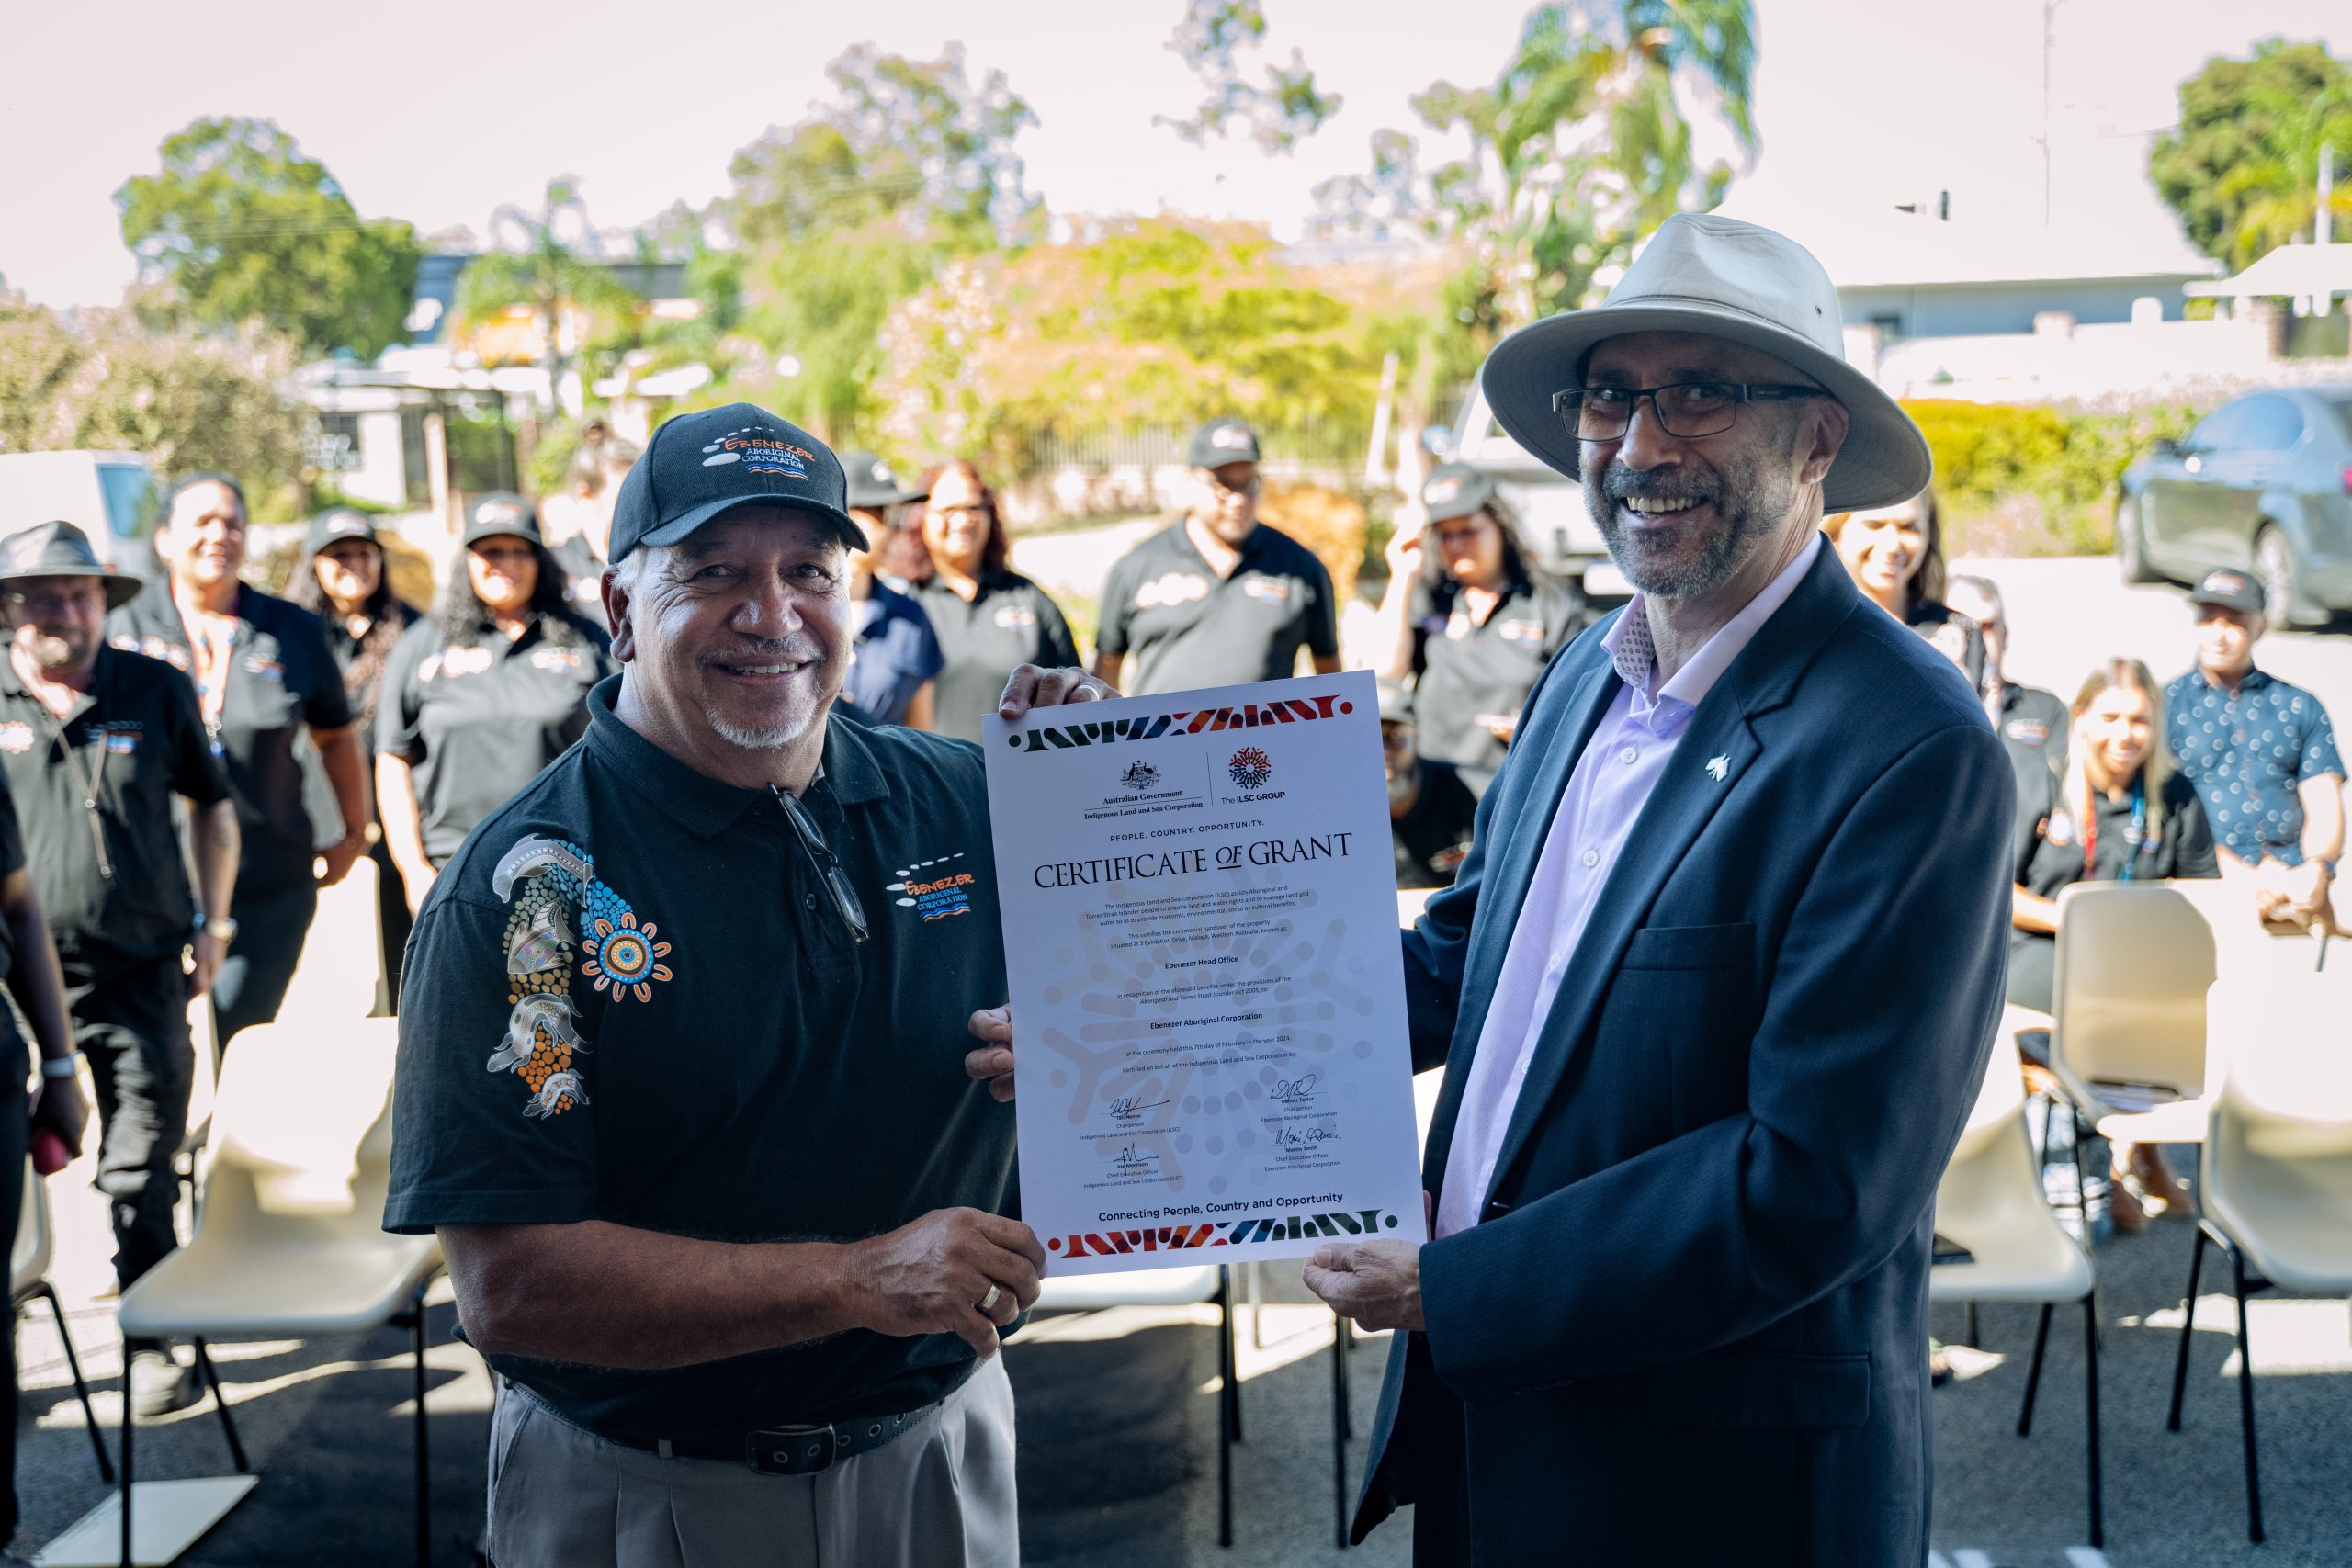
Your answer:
[512,1361,978,1477]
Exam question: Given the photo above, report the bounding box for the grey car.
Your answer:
[2115,383,2352,626]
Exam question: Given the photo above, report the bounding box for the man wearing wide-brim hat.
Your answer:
[1302,214,2018,1563]
[0,521,241,1417]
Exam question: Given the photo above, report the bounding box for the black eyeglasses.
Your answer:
[1551,381,1826,442]
[772,785,868,943]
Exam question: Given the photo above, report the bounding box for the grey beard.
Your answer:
[1584,453,1799,601]
[703,708,812,750]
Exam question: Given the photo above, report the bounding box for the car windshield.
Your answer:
[2324,394,2352,444]
[96,464,155,544]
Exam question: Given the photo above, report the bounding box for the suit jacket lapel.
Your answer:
[1421,622,1625,1191]
[1476,543,1860,1206]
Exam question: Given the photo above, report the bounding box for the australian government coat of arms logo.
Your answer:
[485,834,675,1120]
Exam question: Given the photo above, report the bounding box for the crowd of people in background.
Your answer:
[0,404,2339,1541]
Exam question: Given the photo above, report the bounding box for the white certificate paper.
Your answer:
[981,671,1428,1277]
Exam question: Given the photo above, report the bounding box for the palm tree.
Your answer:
[451,179,642,412]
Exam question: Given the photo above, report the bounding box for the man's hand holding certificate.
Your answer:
[974,671,1428,1277]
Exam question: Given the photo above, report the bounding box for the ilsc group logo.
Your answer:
[1227,747,1272,790]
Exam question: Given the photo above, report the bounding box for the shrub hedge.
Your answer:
[1902,399,2207,558]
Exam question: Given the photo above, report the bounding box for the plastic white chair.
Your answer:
[2166,962,2352,1545]
[113,1018,441,1568]
[1928,1031,2102,1546]
[11,1160,112,1482]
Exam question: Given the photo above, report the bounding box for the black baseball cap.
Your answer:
[2189,568,2266,616]
[1419,463,1498,524]
[609,403,862,563]
[1187,418,1261,468]
[303,507,379,556]
[462,492,542,548]
[841,451,928,511]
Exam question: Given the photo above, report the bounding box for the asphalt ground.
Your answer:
[6,550,2346,1566]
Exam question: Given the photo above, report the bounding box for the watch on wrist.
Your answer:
[39,1057,78,1079]
[204,915,238,942]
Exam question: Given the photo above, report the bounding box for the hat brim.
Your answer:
[637,493,868,557]
[846,487,928,510]
[1479,300,1934,515]
[0,567,145,611]
[461,525,544,550]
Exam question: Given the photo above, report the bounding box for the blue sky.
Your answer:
[5,0,2345,307]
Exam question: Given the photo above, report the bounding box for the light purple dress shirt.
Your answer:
[1432,535,1824,1240]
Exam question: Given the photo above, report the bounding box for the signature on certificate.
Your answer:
[1108,1091,1170,1123]
[1273,1122,1340,1150]
[1270,1073,1320,1107]
[1109,1143,1158,1178]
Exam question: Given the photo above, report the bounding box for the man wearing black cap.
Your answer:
[109,474,368,1044]
[386,405,1105,1565]
[0,521,235,1415]
[837,451,944,728]
[1378,681,1481,891]
[1093,417,1342,696]
[2166,567,2346,931]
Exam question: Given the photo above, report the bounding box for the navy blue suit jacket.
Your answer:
[1357,540,2014,1566]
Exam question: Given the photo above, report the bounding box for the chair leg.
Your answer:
[1220,1267,1242,1445]
[38,1285,114,1483]
[1329,1311,1349,1551]
[1965,1301,1982,1348]
[119,1357,133,1568]
[2017,1303,2053,1437]
[2082,1295,2104,1549]
[2065,1115,2090,1228]
[2230,1247,2266,1543]
[410,1306,432,1568]
[1216,1275,1234,1549]
[2167,1223,2209,1431]
[190,1338,248,1473]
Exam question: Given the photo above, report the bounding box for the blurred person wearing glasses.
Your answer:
[1093,417,1342,695]
[386,406,1096,1567]
[286,508,424,996]
[375,494,613,916]
[1946,574,2068,806]
[907,461,1081,744]
[1824,488,1985,690]
[2165,568,2346,934]
[2008,659,2214,1224]
[1375,463,1589,795]
[1378,681,1480,891]
[108,474,368,1044]
[0,523,230,1416]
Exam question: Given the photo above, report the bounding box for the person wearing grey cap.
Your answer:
[1374,462,1589,795]
[1092,417,1342,695]
[1292,214,2016,1563]
[2165,566,2346,933]
[375,493,613,915]
[386,404,1111,1566]
[836,451,944,729]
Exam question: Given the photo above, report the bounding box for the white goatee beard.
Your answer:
[704,708,813,750]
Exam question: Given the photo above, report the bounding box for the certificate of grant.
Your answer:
[981,671,1427,1278]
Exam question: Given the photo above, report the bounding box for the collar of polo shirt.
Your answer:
[582,677,888,837]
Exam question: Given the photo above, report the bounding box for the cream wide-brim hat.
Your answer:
[1478,213,1932,515]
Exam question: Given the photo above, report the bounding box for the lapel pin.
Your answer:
[1705,754,1729,782]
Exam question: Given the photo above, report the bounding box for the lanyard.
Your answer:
[2081,780,2148,880]
[187,613,236,751]
[36,705,112,883]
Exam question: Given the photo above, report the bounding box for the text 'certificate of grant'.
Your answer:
[981,671,1427,1278]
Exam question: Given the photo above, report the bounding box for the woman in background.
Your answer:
[1826,489,1985,691]
[907,462,1081,744]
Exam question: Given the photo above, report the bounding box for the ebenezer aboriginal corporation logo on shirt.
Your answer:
[888,852,981,921]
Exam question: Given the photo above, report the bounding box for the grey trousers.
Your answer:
[486,1357,1019,1568]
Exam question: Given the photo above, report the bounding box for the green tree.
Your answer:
[1159,0,1343,155]
[0,293,311,514]
[115,117,422,360]
[1313,0,1756,329]
[2151,39,2352,271]
[451,179,644,404]
[706,44,1040,441]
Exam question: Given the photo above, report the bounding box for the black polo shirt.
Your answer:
[911,572,1081,743]
[2013,767,2218,897]
[1392,760,1479,891]
[0,648,231,973]
[1994,681,2070,810]
[109,580,353,900]
[1407,575,1587,776]
[385,679,1015,1443]
[0,784,25,1081]
[1096,519,1340,696]
[376,613,615,864]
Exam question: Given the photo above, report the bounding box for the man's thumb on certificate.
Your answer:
[966,1006,1017,1101]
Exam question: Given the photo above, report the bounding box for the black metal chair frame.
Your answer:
[2164,1219,2268,1544]
[12,1276,112,1483]
[1196,1264,1355,1551]
[118,1284,433,1568]
[2010,1295,2104,1548]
